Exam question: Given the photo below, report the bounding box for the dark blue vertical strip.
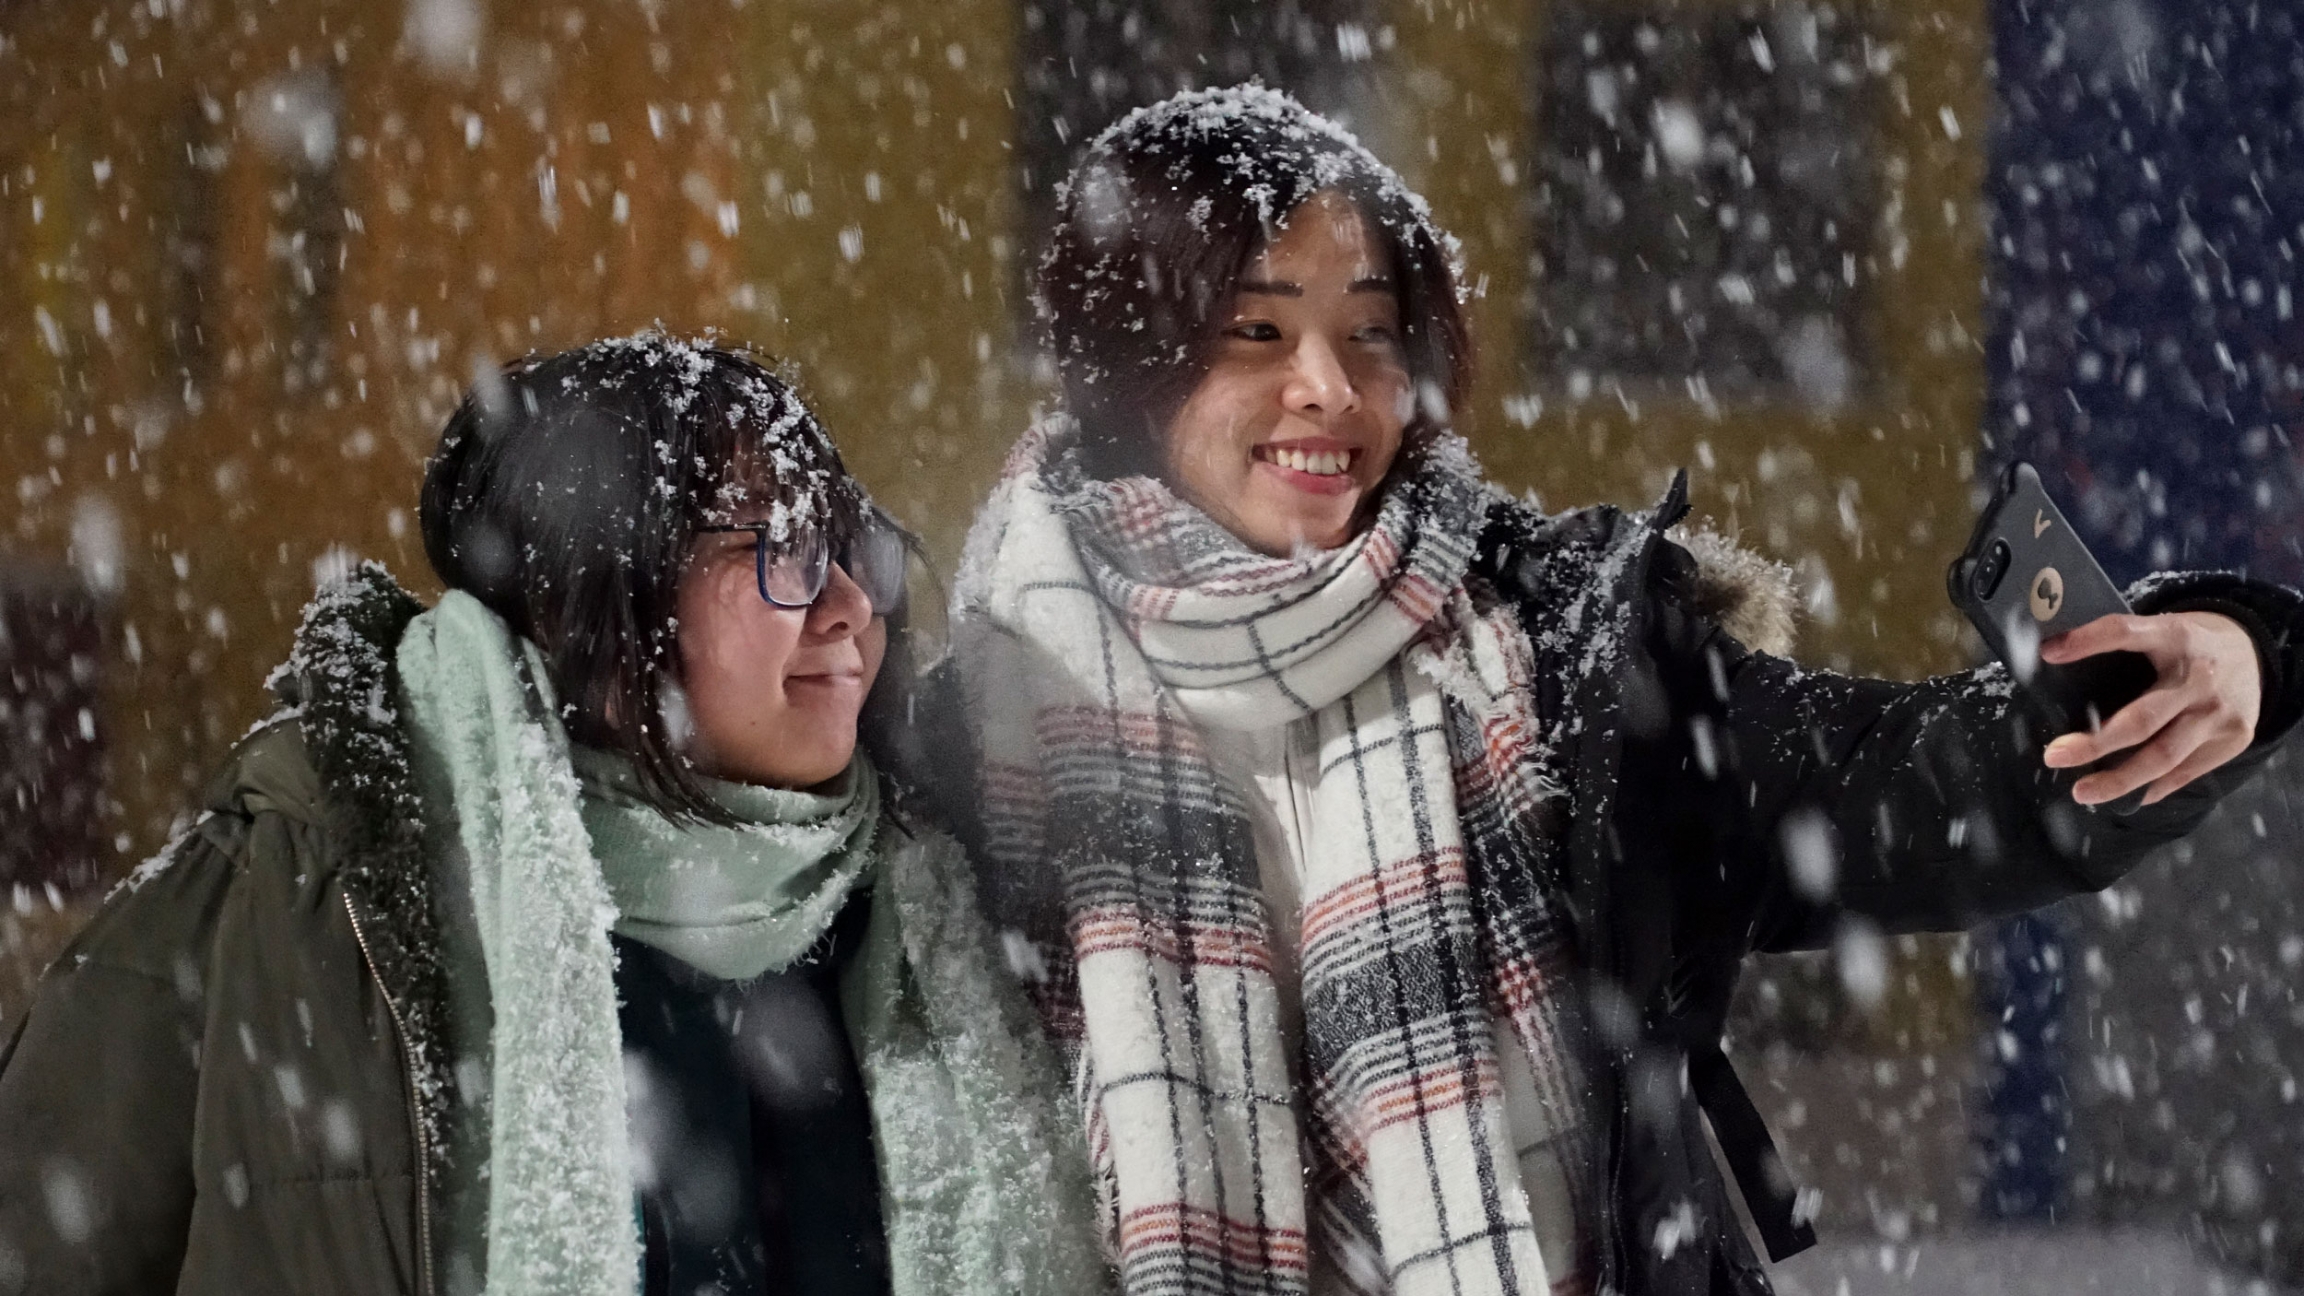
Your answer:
[1982,0,2304,585]
[1977,0,2304,1224]
[1977,910,2071,1221]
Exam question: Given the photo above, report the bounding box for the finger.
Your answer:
[2140,729,2253,805]
[2043,683,2188,768]
[2040,613,2164,665]
[2071,710,2215,805]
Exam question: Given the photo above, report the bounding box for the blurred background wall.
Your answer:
[1,0,2297,1286]
[0,0,1990,875]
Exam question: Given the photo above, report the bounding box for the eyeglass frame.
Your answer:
[693,514,909,616]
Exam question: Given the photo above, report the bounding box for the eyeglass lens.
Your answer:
[755,528,829,608]
[843,526,909,614]
[752,523,905,614]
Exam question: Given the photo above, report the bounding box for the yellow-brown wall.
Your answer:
[1,0,1025,877]
[1392,0,1988,683]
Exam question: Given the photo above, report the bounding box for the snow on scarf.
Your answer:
[948,418,1602,1296]
[397,590,1109,1296]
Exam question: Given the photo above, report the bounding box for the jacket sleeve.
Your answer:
[1649,545,2304,955]
[0,824,241,1296]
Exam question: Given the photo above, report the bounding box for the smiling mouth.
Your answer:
[1254,445,1357,476]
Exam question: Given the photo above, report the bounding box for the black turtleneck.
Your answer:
[612,891,890,1296]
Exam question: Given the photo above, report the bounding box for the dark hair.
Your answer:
[1034,84,1473,479]
[419,334,896,824]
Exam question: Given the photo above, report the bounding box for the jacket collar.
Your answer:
[270,563,453,1175]
[1480,469,1799,659]
[1476,472,1798,969]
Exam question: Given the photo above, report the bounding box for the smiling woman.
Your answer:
[417,338,890,816]
[1035,87,1469,503]
[0,335,1107,1296]
[927,85,2304,1296]
[1160,191,1411,555]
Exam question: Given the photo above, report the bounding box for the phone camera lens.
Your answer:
[1973,539,2011,600]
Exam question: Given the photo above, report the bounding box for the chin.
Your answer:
[815,732,865,779]
[792,736,859,782]
[1269,492,1367,549]
[712,734,858,790]
[791,764,849,790]
[1278,512,1360,555]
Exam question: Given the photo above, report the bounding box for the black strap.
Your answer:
[1688,1042,1817,1262]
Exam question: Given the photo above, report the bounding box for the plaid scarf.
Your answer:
[948,420,1600,1296]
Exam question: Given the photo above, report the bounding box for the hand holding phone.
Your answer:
[2034,609,2263,806]
[1948,462,2264,808]
[1946,462,2154,735]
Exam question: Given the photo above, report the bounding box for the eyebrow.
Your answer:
[1233,275,1397,297]
[1234,278,1302,298]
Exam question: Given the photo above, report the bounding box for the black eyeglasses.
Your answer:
[696,515,909,616]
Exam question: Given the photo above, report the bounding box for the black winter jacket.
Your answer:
[1475,475,2303,1296]
[909,474,2304,1296]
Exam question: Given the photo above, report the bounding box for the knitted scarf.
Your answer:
[397,590,1109,1296]
[572,744,882,981]
[947,420,1601,1296]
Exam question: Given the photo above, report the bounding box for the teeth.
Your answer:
[1268,447,1349,475]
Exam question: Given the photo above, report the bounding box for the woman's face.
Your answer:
[674,525,887,789]
[1159,189,1412,557]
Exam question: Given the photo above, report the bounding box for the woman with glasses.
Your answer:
[0,335,1106,1296]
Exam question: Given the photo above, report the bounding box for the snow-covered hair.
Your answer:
[1036,84,1472,478]
[418,334,879,823]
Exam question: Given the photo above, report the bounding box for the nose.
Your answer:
[804,561,872,640]
[1280,334,1360,420]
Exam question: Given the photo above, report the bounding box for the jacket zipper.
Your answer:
[343,891,436,1296]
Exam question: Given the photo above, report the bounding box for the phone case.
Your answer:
[1946,462,2155,734]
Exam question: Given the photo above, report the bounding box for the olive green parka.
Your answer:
[0,572,448,1296]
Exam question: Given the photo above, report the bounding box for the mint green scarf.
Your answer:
[396,589,1110,1296]
[571,745,880,981]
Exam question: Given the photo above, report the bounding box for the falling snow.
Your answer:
[1,1,2301,1293]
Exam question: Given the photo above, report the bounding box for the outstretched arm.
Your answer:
[1668,562,2304,953]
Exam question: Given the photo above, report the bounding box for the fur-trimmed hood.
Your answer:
[0,563,460,1296]
[1477,472,1801,663]
[1670,523,1800,658]
[253,564,453,1174]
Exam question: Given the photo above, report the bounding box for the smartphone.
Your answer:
[1946,462,2156,736]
